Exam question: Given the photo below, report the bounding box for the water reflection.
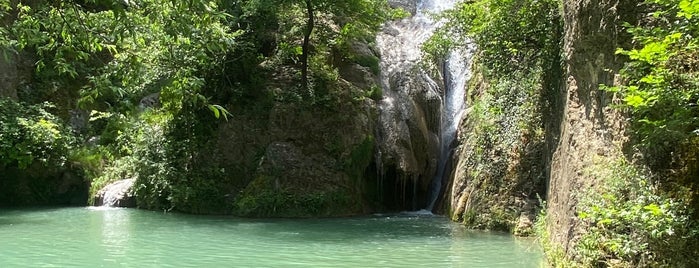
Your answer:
[0,208,543,267]
[102,208,130,263]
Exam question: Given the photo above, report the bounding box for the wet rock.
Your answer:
[376,24,443,200]
[139,92,160,110]
[94,178,136,207]
[514,212,535,236]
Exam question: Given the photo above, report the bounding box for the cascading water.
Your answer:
[376,0,472,212]
[94,178,135,207]
[426,48,472,211]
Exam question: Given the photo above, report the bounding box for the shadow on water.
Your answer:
[0,206,82,226]
[147,208,524,244]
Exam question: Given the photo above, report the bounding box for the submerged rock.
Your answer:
[94,178,136,207]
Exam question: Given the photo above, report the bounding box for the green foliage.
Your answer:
[233,175,354,217]
[244,0,389,93]
[343,135,375,180]
[609,0,699,159]
[1,0,387,214]
[0,99,74,169]
[388,7,410,20]
[70,144,115,194]
[576,158,698,267]
[366,84,383,101]
[131,104,230,213]
[599,5,699,265]
[425,0,562,77]
[354,54,381,75]
[429,0,561,234]
[4,0,238,117]
[534,201,577,268]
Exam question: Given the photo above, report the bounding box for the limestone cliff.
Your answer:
[445,0,636,239]
[546,0,637,258]
[212,45,380,216]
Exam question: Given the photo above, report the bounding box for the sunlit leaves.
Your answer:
[0,100,74,169]
[428,0,562,77]
[207,104,231,121]
[3,0,239,119]
[678,0,699,18]
[621,32,682,64]
[577,159,692,266]
[614,0,699,150]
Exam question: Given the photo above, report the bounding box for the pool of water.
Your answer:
[0,207,543,267]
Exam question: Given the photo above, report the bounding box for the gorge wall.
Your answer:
[444,0,637,239]
[546,0,637,257]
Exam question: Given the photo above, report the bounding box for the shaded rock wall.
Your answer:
[447,64,553,234]
[445,0,637,238]
[0,51,33,100]
[213,47,380,216]
[0,163,89,206]
[547,0,636,255]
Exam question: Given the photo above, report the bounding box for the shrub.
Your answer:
[0,99,74,169]
[609,0,699,163]
[576,158,698,267]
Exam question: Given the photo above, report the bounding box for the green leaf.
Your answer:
[625,94,646,108]
[208,104,231,121]
[208,105,220,119]
[678,0,699,19]
[644,204,663,216]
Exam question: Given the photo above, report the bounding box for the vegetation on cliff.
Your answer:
[0,0,392,215]
[429,0,698,266]
[579,0,699,266]
[425,0,562,234]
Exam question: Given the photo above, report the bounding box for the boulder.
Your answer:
[94,178,136,207]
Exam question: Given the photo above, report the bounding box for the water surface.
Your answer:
[0,207,542,267]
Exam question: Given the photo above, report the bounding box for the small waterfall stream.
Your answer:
[95,178,135,207]
[377,0,472,212]
[426,49,472,211]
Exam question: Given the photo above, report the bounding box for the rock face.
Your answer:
[0,52,33,100]
[212,48,378,216]
[376,64,442,209]
[94,179,136,207]
[447,69,551,233]
[0,164,89,206]
[443,0,635,240]
[388,0,417,14]
[546,0,636,255]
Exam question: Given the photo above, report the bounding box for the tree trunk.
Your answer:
[301,0,314,91]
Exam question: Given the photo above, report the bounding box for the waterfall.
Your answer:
[426,48,472,211]
[94,178,136,207]
[377,0,472,212]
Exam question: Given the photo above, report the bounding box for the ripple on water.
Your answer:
[0,207,543,267]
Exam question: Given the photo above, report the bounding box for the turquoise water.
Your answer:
[0,207,542,267]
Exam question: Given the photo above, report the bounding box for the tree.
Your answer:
[301,0,313,89]
[244,0,388,91]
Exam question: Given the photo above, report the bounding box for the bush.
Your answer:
[354,54,380,75]
[424,0,562,78]
[610,0,699,164]
[0,99,74,169]
[576,158,698,267]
